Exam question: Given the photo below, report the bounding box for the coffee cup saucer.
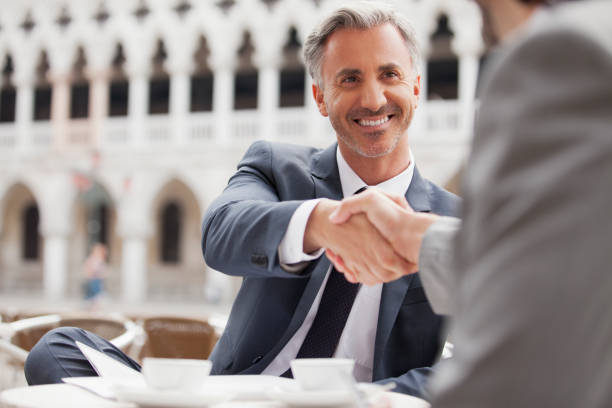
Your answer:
[265,382,384,407]
[112,382,232,408]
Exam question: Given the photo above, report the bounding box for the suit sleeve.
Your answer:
[431,27,612,408]
[419,217,461,315]
[201,141,306,278]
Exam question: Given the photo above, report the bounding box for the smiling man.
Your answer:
[23,1,458,399]
[200,1,460,399]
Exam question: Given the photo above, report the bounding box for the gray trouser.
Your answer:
[24,327,141,385]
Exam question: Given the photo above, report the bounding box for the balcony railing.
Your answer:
[0,125,16,149]
[0,102,468,155]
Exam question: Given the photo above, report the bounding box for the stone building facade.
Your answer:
[0,0,484,305]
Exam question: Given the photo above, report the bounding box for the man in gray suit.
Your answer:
[328,0,612,406]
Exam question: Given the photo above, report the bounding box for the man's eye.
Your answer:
[342,76,358,84]
[384,71,399,78]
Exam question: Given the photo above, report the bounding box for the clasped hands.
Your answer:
[303,188,438,285]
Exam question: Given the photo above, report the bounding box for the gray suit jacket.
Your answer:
[202,140,461,398]
[418,2,612,407]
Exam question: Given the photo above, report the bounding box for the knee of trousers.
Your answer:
[24,327,87,385]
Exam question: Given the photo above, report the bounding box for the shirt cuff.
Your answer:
[278,199,325,272]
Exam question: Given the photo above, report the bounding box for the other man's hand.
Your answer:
[327,188,439,283]
[303,199,416,285]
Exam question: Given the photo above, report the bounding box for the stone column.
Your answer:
[257,62,280,140]
[42,234,69,300]
[120,235,148,303]
[128,73,147,149]
[211,65,233,145]
[453,20,484,140]
[89,73,109,148]
[458,54,479,139]
[39,175,73,301]
[117,173,152,303]
[170,70,190,146]
[50,75,70,149]
[14,78,34,152]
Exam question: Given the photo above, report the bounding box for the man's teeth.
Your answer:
[358,116,390,127]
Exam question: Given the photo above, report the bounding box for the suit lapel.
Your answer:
[295,143,343,319]
[253,144,341,370]
[311,143,343,201]
[374,167,433,378]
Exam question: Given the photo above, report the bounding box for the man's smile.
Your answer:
[354,114,394,129]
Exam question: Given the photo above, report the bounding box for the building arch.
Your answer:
[0,182,43,293]
[279,26,306,108]
[426,13,459,101]
[420,0,483,56]
[147,177,205,300]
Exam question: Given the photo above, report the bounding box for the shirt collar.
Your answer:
[336,147,415,198]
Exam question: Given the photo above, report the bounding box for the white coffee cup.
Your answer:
[142,358,212,392]
[290,358,355,391]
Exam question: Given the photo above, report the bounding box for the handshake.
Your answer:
[304,188,439,285]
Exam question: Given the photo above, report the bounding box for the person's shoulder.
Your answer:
[424,179,462,217]
[246,140,322,158]
[529,2,612,54]
[551,0,612,48]
[240,140,326,172]
[481,2,612,95]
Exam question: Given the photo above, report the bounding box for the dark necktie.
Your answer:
[281,187,366,378]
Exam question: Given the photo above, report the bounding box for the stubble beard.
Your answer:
[337,128,404,158]
[331,103,412,159]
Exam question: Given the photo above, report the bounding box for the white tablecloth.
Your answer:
[1,383,430,408]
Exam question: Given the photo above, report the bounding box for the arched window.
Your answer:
[33,51,52,121]
[109,44,129,117]
[280,27,305,108]
[149,39,170,115]
[22,203,40,260]
[0,54,16,123]
[190,35,214,112]
[234,31,258,110]
[70,47,90,118]
[427,15,458,100]
[161,202,181,263]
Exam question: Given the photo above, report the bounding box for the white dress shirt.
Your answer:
[263,147,415,382]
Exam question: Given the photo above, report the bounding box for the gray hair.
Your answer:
[303,1,421,87]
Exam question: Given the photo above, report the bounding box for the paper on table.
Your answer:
[63,377,119,400]
[62,341,145,399]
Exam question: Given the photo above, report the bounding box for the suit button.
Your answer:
[252,355,263,364]
[251,254,268,267]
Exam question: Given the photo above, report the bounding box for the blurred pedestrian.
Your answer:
[83,243,108,310]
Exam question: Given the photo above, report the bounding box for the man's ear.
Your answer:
[312,84,328,117]
[414,75,421,97]
[413,75,421,108]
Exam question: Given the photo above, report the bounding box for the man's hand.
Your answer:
[303,199,417,285]
[326,189,439,283]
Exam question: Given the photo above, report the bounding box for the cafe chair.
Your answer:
[0,313,139,389]
[138,316,218,361]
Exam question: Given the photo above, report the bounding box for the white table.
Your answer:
[1,384,430,408]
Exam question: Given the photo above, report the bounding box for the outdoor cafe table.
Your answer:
[1,383,431,408]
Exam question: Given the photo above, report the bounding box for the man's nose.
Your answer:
[360,80,387,112]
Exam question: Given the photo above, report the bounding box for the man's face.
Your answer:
[313,24,420,159]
